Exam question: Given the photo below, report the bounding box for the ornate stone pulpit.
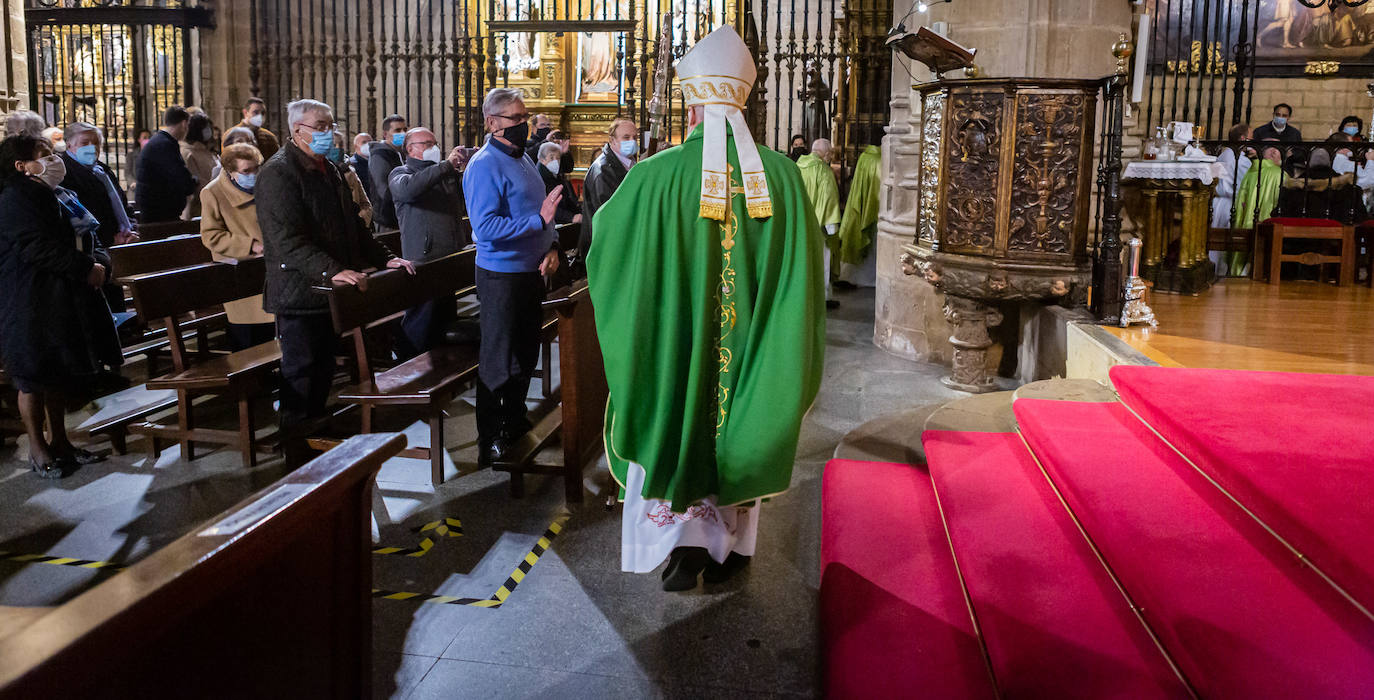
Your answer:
[899,78,1098,392]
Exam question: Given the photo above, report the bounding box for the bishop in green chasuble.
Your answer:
[585,26,826,582]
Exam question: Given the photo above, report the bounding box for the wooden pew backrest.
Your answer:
[0,432,407,699]
[320,248,476,336]
[110,234,213,280]
[124,257,268,323]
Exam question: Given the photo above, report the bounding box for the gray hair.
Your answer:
[222,125,258,146]
[286,99,333,129]
[538,142,562,162]
[63,121,103,145]
[4,110,45,138]
[811,138,833,161]
[482,88,524,119]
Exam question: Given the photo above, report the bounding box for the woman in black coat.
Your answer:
[0,134,117,477]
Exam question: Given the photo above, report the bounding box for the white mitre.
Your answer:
[675,26,772,221]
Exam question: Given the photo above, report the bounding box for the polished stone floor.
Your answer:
[0,286,964,699]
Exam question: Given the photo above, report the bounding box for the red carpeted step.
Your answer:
[1111,365,1374,617]
[1015,398,1374,697]
[923,430,1188,698]
[820,459,993,698]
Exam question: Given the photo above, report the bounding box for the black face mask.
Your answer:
[789,147,808,160]
[501,121,530,151]
[535,127,552,141]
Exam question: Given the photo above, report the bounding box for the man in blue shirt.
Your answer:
[463,88,564,465]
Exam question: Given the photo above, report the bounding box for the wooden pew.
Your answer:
[317,250,480,487]
[0,432,407,700]
[493,281,606,503]
[109,234,213,279]
[135,218,200,241]
[124,257,283,466]
[374,229,401,256]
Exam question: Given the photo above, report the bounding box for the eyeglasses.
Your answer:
[410,140,437,149]
[294,120,337,133]
[493,112,529,123]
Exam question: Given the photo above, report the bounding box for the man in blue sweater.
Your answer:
[463,88,564,464]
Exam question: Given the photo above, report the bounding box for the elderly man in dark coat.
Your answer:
[135,105,198,223]
[577,117,637,269]
[60,122,138,312]
[257,99,415,465]
[389,126,470,353]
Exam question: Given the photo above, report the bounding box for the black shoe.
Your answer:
[703,552,752,584]
[478,437,512,467]
[30,457,66,480]
[56,446,106,466]
[661,546,711,592]
[825,299,840,310]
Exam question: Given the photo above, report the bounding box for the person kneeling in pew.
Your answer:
[257,99,416,465]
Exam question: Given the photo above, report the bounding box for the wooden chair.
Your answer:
[0,433,406,700]
[1252,218,1356,286]
[124,257,283,465]
[316,250,481,487]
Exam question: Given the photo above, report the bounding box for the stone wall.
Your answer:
[197,1,256,137]
[1231,77,1370,138]
[0,0,29,126]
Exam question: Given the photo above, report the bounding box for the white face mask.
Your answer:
[357,142,371,158]
[247,113,264,128]
[544,160,560,175]
[35,154,66,189]
[422,145,442,163]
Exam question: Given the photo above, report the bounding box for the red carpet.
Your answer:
[820,459,993,698]
[1015,398,1374,698]
[923,430,1188,698]
[1111,365,1374,616]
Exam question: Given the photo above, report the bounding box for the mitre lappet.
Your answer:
[674,25,773,221]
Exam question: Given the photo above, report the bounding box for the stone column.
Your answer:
[1,0,29,120]
[875,0,1131,367]
[198,1,254,131]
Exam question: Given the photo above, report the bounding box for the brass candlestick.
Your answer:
[1120,238,1157,328]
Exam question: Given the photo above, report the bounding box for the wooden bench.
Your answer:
[1253,218,1356,286]
[0,432,406,700]
[492,281,606,503]
[124,257,283,466]
[134,217,200,241]
[109,234,213,279]
[318,250,480,487]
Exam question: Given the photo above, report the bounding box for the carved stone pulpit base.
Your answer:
[941,295,1004,393]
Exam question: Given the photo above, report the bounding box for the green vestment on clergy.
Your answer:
[838,144,881,264]
[1229,158,1283,276]
[586,124,826,510]
[797,153,842,267]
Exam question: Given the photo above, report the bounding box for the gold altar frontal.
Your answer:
[1104,279,1374,375]
[1132,178,1215,296]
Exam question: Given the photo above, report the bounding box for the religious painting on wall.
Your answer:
[1147,0,1374,76]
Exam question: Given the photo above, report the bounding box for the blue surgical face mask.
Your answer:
[1272,115,1287,128]
[308,128,334,155]
[1344,125,1360,136]
[391,133,405,147]
[72,144,99,167]
[619,138,638,157]
[234,172,257,192]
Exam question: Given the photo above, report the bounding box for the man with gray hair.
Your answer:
[463,87,564,464]
[60,122,137,249]
[3,110,45,139]
[258,98,417,465]
[797,137,842,308]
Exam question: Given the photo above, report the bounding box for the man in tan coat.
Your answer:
[200,143,275,350]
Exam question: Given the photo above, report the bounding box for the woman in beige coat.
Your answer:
[200,143,274,350]
[181,112,221,220]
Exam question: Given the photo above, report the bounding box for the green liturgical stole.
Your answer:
[586,125,827,510]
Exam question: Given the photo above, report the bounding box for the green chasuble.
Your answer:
[586,124,826,510]
[797,154,841,227]
[1229,159,1283,276]
[838,145,881,264]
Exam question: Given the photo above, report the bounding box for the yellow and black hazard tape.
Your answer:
[371,517,464,558]
[372,512,569,609]
[0,551,126,573]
